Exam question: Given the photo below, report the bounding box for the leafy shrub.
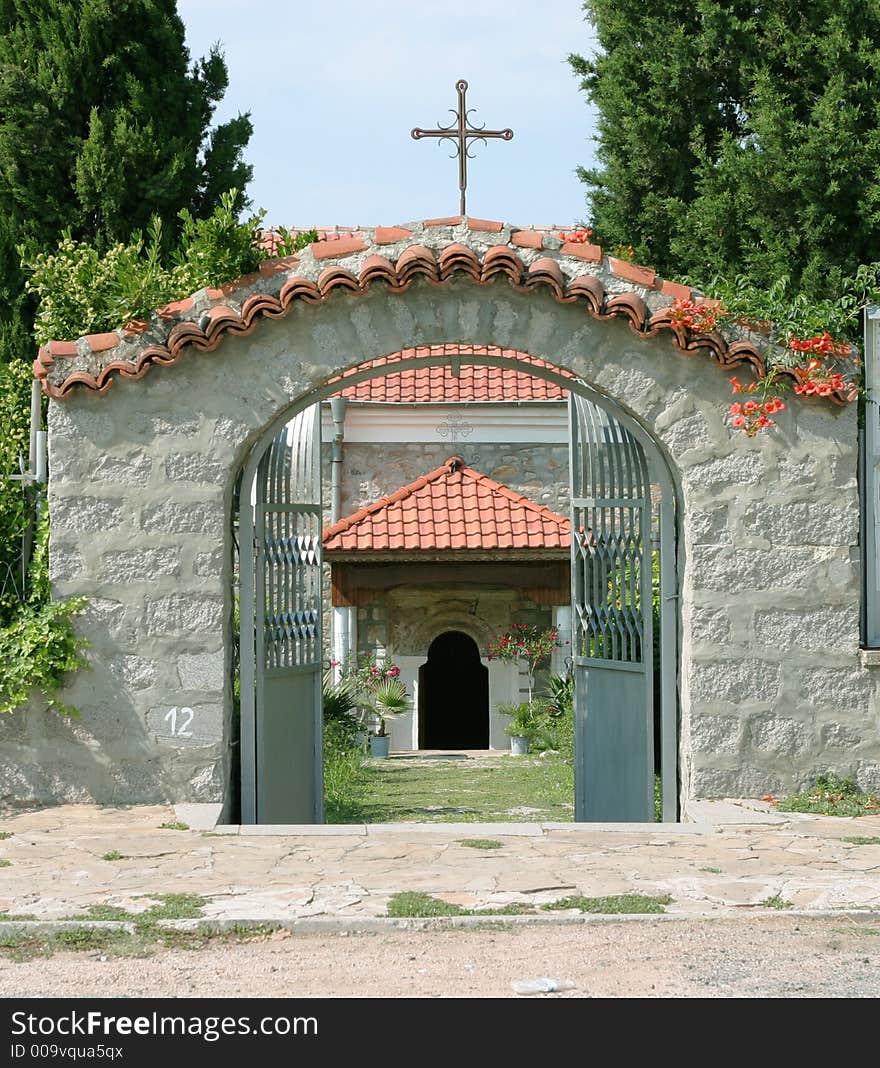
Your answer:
[0,510,89,716]
[22,190,319,345]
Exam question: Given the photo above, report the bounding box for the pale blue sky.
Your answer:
[177,1,599,229]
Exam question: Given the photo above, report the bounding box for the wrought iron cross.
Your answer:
[412,79,513,217]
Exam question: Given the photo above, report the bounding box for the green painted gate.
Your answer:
[240,405,323,824]
[569,393,659,822]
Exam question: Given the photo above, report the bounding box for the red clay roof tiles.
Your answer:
[330,347,569,403]
[322,456,571,553]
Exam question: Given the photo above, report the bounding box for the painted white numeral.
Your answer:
[165,706,195,738]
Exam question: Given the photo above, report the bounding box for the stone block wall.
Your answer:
[322,441,569,522]
[3,225,874,810]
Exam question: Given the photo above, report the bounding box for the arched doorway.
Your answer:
[236,348,679,825]
[418,631,489,750]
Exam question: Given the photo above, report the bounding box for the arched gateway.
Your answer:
[24,219,871,821]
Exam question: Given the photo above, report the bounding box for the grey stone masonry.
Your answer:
[3,220,873,810]
[322,441,570,523]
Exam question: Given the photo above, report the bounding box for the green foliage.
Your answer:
[0,510,89,716]
[0,359,32,618]
[158,821,189,831]
[385,892,533,918]
[776,774,880,817]
[344,752,574,825]
[843,836,880,846]
[760,895,794,911]
[458,839,503,850]
[75,893,206,924]
[323,719,367,822]
[322,673,361,735]
[169,191,265,295]
[101,850,124,861]
[541,893,672,914]
[690,267,880,351]
[497,700,545,739]
[572,1,880,307]
[22,192,318,345]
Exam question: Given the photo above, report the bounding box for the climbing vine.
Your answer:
[0,509,89,716]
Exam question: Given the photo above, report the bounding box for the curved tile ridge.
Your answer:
[33,218,850,405]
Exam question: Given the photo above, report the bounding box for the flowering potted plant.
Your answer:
[487,624,560,706]
[351,656,408,758]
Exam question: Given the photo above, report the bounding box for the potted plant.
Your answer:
[498,701,537,756]
[365,677,409,758]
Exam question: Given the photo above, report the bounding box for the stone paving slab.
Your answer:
[1,801,879,922]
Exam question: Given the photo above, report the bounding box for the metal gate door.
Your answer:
[569,393,654,821]
[241,405,323,824]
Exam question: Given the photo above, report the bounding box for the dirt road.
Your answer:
[2,916,878,999]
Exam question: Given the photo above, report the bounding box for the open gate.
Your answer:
[569,393,672,822]
[238,367,677,825]
[240,405,323,824]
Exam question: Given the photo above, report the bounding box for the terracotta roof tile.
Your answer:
[330,346,569,402]
[33,218,853,406]
[323,456,571,553]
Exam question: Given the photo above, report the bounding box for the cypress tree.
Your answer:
[570,1,880,299]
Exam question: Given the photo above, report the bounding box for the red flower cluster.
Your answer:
[791,358,849,398]
[788,332,851,359]
[558,227,593,243]
[669,297,725,334]
[728,377,785,436]
[486,623,559,669]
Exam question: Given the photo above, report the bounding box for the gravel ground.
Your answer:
[2,916,878,998]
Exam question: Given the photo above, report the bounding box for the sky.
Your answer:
[176,1,599,229]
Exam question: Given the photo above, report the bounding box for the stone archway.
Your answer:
[29,219,864,816]
[418,631,489,750]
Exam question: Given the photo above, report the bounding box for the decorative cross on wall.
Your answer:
[412,79,513,217]
[436,411,474,449]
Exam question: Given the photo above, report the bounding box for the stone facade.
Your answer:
[3,221,876,812]
[323,441,569,522]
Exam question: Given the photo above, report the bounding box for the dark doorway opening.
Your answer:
[419,631,489,749]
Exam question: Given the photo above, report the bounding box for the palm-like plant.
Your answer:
[365,678,409,737]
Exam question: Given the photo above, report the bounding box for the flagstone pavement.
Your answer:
[1,798,879,922]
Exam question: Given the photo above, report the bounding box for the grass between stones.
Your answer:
[101,850,124,861]
[158,821,190,831]
[70,893,207,924]
[386,891,672,918]
[541,894,672,915]
[457,839,503,850]
[843,836,880,846]
[335,753,574,824]
[0,923,282,963]
[760,895,794,910]
[775,775,880,817]
[0,831,11,840]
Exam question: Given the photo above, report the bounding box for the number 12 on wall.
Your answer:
[165,706,194,738]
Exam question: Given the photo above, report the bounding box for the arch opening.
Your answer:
[233,343,681,825]
[418,631,490,751]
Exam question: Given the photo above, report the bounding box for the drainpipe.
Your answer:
[329,396,348,524]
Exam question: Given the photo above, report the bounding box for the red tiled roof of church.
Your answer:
[329,346,568,402]
[322,456,571,552]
